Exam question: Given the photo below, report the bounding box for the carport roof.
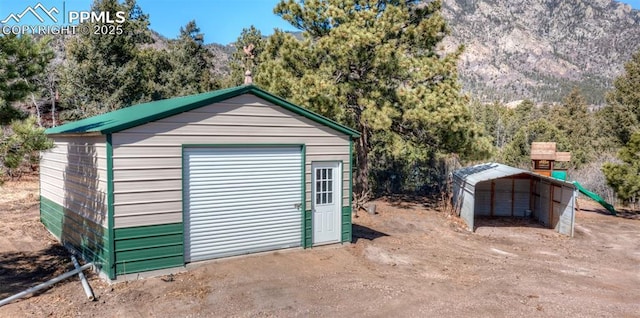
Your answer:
[45,85,361,138]
[453,162,574,187]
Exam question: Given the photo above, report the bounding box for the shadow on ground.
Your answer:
[352,224,389,243]
[378,194,442,210]
[581,207,639,220]
[0,244,72,299]
[474,216,547,230]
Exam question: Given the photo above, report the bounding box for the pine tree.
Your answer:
[0,34,53,124]
[601,50,640,145]
[500,119,570,169]
[226,26,265,87]
[59,0,158,119]
[168,20,220,95]
[257,0,489,200]
[551,88,594,166]
[602,131,640,206]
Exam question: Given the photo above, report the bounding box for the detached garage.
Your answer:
[40,85,359,280]
[451,163,577,236]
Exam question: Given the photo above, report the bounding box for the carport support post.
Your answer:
[549,183,554,229]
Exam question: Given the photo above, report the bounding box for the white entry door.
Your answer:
[312,161,341,245]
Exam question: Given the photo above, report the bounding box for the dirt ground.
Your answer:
[1,178,640,317]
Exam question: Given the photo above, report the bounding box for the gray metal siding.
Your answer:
[474,181,491,216]
[494,179,512,216]
[452,164,575,236]
[557,189,576,236]
[183,147,302,261]
[460,189,475,231]
[452,176,476,231]
[111,94,350,228]
[513,179,531,217]
[539,181,551,226]
[40,136,108,226]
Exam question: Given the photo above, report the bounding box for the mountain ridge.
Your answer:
[440,0,640,105]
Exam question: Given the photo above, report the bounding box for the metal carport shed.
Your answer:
[451,163,577,236]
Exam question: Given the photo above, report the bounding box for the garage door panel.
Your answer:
[188,168,300,176]
[190,226,300,242]
[188,179,299,190]
[187,194,300,209]
[184,147,302,262]
[188,188,300,200]
[188,205,297,219]
[189,215,301,230]
[189,213,300,226]
[190,238,300,260]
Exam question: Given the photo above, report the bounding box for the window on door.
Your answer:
[315,168,333,205]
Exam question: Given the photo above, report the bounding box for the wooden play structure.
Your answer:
[530,142,616,215]
[530,142,571,179]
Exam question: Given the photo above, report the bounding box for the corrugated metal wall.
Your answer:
[557,188,576,236]
[39,135,110,273]
[494,179,512,216]
[452,176,476,231]
[110,94,351,229]
[40,136,108,227]
[539,181,551,226]
[452,172,575,236]
[474,181,491,216]
[472,178,532,217]
[183,147,302,261]
[513,179,531,217]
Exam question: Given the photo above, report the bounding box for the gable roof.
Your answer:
[46,85,360,138]
[453,162,575,188]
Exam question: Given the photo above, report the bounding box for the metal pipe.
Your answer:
[71,256,95,301]
[0,262,93,307]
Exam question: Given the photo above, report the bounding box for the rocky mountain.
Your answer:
[440,0,640,105]
[38,1,640,107]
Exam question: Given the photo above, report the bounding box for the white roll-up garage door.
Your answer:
[183,147,302,262]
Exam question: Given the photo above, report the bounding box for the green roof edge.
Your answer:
[45,85,360,138]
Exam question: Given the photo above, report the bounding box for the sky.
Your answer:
[0,0,639,44]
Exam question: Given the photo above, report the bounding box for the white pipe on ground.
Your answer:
[71,256,95,301]
[0,262,93,307]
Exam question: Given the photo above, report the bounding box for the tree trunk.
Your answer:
[354,125,371,210]
[50,88,56,127]
[30,93,42,127]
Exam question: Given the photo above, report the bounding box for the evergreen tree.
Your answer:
[501,119,570,168]
[601,50,640,145]
[258,0,489,200]
[551,88,594,166]
[0,117,53,180]
[226,26,265,87]
[168,20,219,95]
[602,131,640,205]
[0,34,53,124]
[59,0,158,119]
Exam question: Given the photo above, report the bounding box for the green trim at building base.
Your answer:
[304,210,312,248]
[342,206,352,243]
[40,196,184,278]
[40,196,110,275]
[113,223,184,276]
